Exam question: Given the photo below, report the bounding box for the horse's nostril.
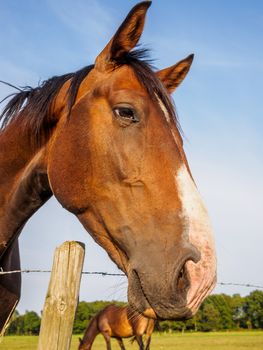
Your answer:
[175,246,201,293]
[176,264,190,293]
[177,267,185,290]
[178,268,184,279]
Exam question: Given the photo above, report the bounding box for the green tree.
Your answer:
[213,294,234,329]
[7,310,23,335]
[7,292,263,334]
[185,314,200,331]
[244,290,263,329]
[230,293,246,329]
[200,302,220,331]
[23,311,41,335]
[8,310,40,335]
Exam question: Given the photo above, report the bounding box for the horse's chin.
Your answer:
[127,269,153,315]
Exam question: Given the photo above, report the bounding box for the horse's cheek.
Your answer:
[47,120,93,212]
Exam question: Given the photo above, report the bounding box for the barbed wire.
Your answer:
[0,268,262,289]
[216,282,263,289]
[0,269,126,276]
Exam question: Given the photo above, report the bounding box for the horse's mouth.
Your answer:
[127,269,156,318]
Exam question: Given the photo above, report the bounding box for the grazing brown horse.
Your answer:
[0,1,216,333]
[78,305,155,350]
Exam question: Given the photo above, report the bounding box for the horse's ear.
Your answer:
[95,1,151,71]
[79,337,83,344]
[156,54,194,93]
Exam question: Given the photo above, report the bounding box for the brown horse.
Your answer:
[78,305,155,350]
[0,1,216,332]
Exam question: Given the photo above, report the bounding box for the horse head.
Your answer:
[47,1,216,319]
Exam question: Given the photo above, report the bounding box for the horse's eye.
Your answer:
[113,107,139,123]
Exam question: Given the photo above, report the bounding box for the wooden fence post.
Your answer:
[38,241,85,350]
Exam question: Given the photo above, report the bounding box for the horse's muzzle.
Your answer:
[127,253,215,320]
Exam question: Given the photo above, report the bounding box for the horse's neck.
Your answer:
[0,122,52,258]
[82,316,100,349]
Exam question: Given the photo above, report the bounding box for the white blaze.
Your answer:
[157,94,216,311]
[176,165,217,310]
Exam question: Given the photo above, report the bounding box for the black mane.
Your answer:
[0,49,180,147]
[0,65,94,146]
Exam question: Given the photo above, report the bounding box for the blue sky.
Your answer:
[0,0,262,314]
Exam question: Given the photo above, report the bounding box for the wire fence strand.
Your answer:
[0,268,262,289]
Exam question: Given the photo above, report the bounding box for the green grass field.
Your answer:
[1,331,263,350]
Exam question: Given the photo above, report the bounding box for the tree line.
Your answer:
[7,290,263,335]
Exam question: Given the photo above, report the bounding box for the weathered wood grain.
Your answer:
[38,241,85,350]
